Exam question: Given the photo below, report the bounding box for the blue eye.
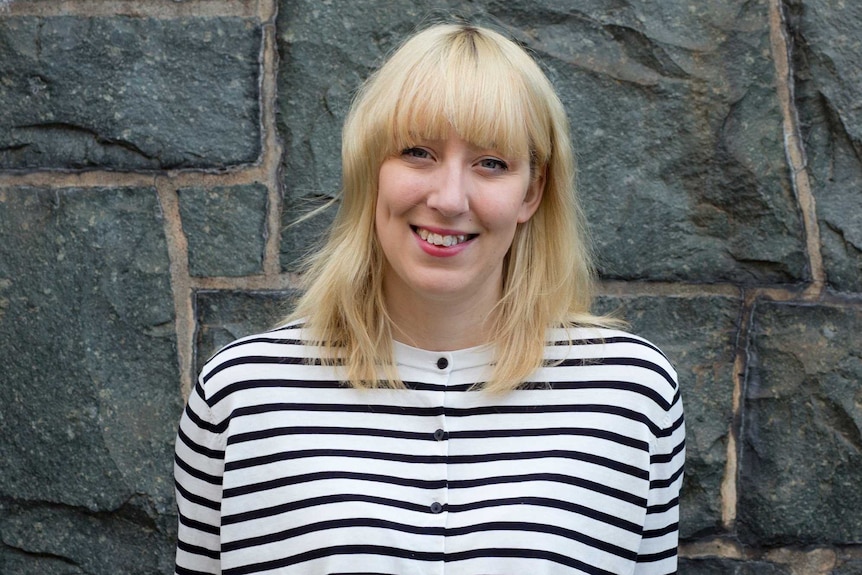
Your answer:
[479,158,508,171]
[402,147,430,159]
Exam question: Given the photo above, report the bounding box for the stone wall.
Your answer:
[0,1,860,573]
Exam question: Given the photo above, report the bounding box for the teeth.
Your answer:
[417,228,469,247]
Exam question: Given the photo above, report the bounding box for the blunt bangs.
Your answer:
[366,26,552,167]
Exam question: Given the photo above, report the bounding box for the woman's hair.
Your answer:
[288,23,612,392]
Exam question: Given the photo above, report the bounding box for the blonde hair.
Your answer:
[288,23,611,392]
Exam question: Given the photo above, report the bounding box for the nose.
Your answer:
[426,161,469,217]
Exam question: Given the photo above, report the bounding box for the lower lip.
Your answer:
[413,230,473,258]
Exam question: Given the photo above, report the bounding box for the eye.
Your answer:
[478,157,508,171]
[401,147,431,160]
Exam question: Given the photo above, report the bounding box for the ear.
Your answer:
[517,167,545,223]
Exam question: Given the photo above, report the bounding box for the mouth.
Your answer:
[412,226,477,247]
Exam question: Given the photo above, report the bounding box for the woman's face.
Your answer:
[375,131,543,310]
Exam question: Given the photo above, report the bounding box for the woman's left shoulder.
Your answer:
[545,325,680,397]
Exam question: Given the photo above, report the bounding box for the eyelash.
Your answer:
[402,147,430,159]
[479,158,508,171]
[401,148,509,171]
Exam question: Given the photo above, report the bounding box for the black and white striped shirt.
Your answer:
[175,323,685,575]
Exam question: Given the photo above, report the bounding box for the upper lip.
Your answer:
[412,225,476,236]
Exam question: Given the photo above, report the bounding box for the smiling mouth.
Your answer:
[413,226,476,247]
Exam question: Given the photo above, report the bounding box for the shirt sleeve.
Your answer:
[174,378,226,575]
[634,385,685,575]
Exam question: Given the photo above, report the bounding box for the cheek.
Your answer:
[377,168,418,216]
[479,194,531,231]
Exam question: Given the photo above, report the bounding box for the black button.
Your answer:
[436,357,448,369]
[430,502,443,514]
[433,428,445,441]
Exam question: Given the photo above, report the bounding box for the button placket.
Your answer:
[431,354,451,532]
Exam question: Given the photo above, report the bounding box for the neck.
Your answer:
[383,282,501,352]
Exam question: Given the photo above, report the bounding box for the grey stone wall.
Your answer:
[0,1,859,573]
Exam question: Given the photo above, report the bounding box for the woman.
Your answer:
[175,23,684,575]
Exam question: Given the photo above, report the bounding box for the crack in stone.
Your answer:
[0,143,32,153]
[14,122,157,162]
[0,542,87,573]
[0,493,161,531]
[601,23,692,80]
[824,221,862,254]
[812,395,862,457]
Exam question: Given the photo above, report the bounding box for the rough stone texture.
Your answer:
[0,545,86,575]
[0,496,175,575]
[195,289,299,374]
[280,196,338,271]
[0,186,181,569]
[834,560,862,575]
[594,294,740,539]
[179,183,268,277]
[277,0,808,283]
[679,558,791,575]
[0,16,262,170]
[740,301,862,545]
[789,1,862,292]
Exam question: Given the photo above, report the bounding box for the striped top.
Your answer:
[175,322,685,575]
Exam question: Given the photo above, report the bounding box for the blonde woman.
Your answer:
[175,23,685,575]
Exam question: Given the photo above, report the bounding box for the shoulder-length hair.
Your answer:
[288,23,611,392]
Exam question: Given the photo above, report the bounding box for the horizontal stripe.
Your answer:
[223,518,637,561]
[223,545,442,575]
[228,423,649,452]
[175,453,223,486]
[222,493,431,526]
[176,565,217,575]
[175,479,221,512]
[177,539,220,560]
[222,402,663,435]
[643,521,678,539]
[449,472,647,506]
[445,547,619,575]
[207,375,674,406]
[222,517,444,552]
[177,426,225,459]
[178,513,220,536]
[222,470,447,498]
[224,448,647,479]
[447,496,644,533]
[549,357,677,393]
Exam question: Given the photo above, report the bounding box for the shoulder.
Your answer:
[196,319,319,398]
[543,325,680,410]
[548,326,675,369]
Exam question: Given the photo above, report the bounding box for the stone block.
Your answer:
[789,1,862,292]
[740,301,862,544]
[0,186,180,568]
[594,293,741,538]
[679,557,791,575]
[178,183,268,277]
[195,289,300,374]
[0,16,261,170]
[0,496,175,575]
[279,196,338,271]
[834,560,862,575]
[277,0,807,282]
[0,544,86,575]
